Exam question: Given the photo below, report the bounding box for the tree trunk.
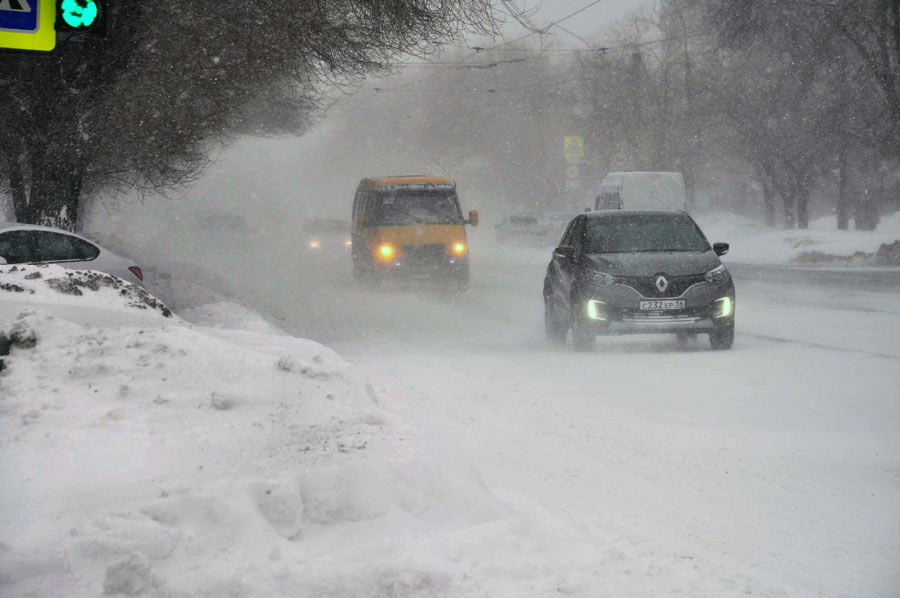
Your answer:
[836,147,851,230]
[781,176,809,229]
[26,143,84,232]
[7,153,31,223]
[796,185,810,229]
[773,176,796,229]
[755,163,778,227]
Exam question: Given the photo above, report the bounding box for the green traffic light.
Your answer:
[60,0,99,30]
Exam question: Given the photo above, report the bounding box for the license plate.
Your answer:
[640,300,685,311]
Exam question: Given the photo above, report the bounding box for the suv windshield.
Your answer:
[585,214,710,254]
[372,189,462,225]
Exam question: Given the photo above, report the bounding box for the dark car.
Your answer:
[543,210,735,351]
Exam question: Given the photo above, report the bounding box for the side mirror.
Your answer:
[713,242,730,257]
[468,210,479,226]
[554,246,575,262]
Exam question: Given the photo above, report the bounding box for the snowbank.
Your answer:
[0,265,506,597]
[0,264,172,320]
[696,211,900,266]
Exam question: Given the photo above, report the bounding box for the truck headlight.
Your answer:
[705,265,729,284]
[376,244,396,261]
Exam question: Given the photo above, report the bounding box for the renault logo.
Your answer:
[655,275,669,293]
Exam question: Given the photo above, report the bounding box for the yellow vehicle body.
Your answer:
[351,176,478,289]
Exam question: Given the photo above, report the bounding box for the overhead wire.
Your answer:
[371,0,606,93]
[334,0,607,114]
[334,1,711,112]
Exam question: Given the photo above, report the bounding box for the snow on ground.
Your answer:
[0,265,516,597]
[696,211,900,265]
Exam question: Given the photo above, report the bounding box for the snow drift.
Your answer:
[0,265,505,597]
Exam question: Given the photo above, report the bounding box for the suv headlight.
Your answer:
[705,264,729,284]
[588,270,616,287]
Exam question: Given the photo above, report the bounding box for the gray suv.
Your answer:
[543,210,735,351]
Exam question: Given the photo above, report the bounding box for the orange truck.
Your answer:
[351,176,478,290]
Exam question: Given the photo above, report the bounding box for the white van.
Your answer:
[595,172,687,211]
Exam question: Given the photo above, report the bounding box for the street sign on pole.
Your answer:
[0,0,55,52]
[564,136,584,164]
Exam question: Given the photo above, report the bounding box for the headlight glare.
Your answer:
[587,300,608,321]
[714,296,733,318]
[705,265,729,284]
[377,244,396,261]
[451,242,467,255]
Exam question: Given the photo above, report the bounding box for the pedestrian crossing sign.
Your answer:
[0,0,55,52]
[564,136,584,163]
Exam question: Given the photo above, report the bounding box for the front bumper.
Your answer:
[373,247,469,278]
[581,281,734,335]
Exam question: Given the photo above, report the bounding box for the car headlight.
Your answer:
[705,264,729,284]
[588,270,616,287]
[451,242,467,256]
[309,240,320,249]
[587,299,608,321]
[345,239,352,247]
[714,296,733,318]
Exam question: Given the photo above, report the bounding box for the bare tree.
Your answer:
[0,0,495,230]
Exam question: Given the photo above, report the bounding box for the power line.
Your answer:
[390,57,529,68]
[379,0,607,93]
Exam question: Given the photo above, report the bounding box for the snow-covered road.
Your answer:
[260,234,900,597]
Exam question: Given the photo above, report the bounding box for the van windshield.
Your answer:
[585,214,710,254]
[372,189,462,226]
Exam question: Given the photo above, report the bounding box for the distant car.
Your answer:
[0,224,144,286]
[303,218,352,251]
[543,210,735,351]
[540,212,579,240]
[495,214,547,243]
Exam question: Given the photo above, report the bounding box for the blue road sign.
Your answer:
[0,0,54,50]
[0,0,39,33]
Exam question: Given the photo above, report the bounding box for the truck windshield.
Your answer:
[372,190,462,225]
[585,214,710,254]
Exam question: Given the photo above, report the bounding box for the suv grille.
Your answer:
[618,274,706,298]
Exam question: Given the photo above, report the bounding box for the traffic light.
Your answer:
[56,0,105,35]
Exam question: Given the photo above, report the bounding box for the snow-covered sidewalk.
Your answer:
[695,211,900,267]
[0,265,507,597]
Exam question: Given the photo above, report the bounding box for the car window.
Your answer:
[371,190,462,226]
[585,214,710,254]
[71,237,100,260]
[560,218,577,246]
[570,217,586,255]
[35,231,81,262]
[0,230,36,264]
